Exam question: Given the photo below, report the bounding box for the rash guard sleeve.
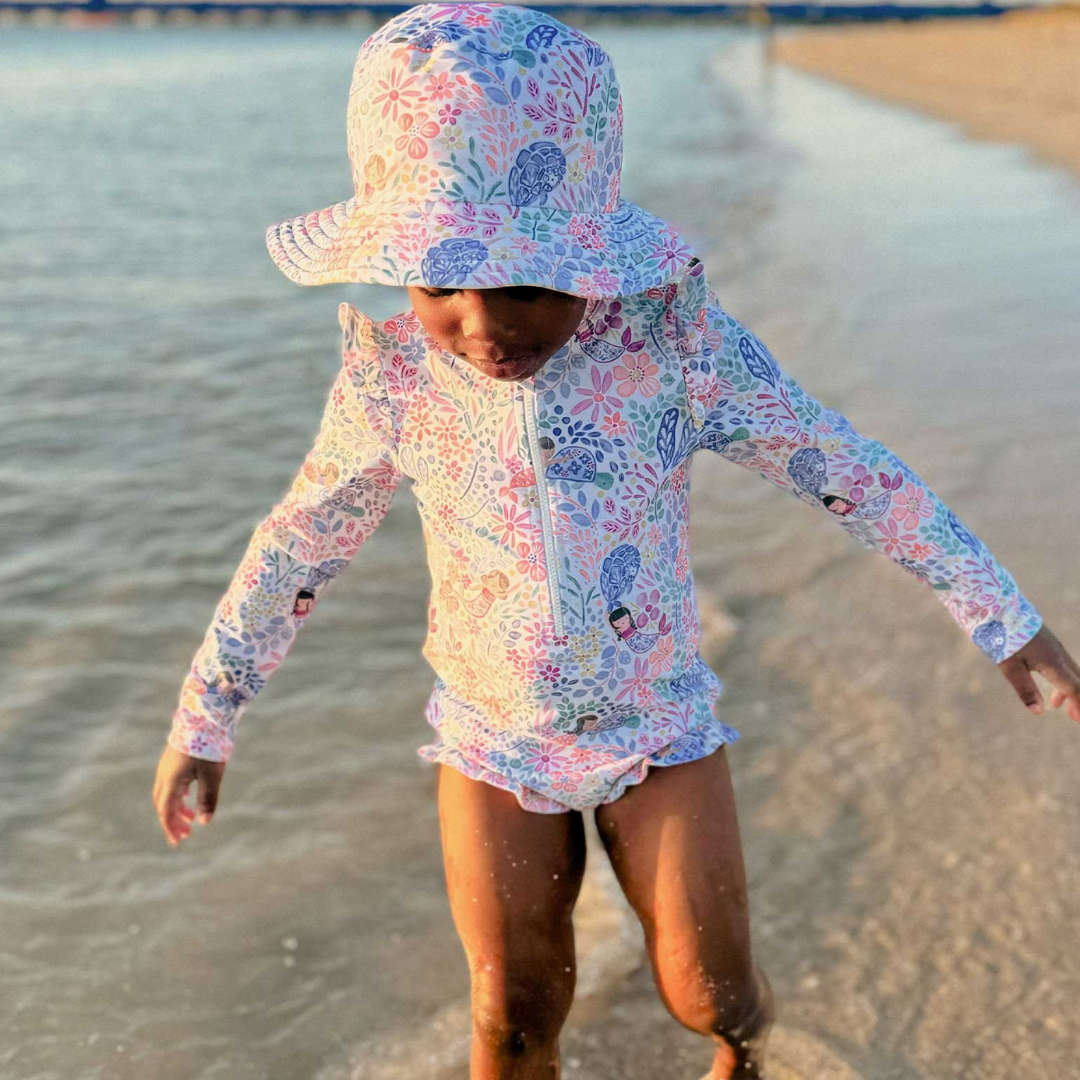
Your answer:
[672,259,1043,665]
[168,305,400,762]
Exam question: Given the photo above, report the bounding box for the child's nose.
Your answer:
[458,293,518,348]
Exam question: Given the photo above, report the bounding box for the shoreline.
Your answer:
[772,7,1080,181]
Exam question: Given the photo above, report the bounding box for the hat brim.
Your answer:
[265,196,697,299]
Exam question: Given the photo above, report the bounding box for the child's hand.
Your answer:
[998,624,1080,723]
[153,744,226,847]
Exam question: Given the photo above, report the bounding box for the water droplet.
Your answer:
[552,873,559,879]
[564,966,571,972]
[283,955,295,968]
[281,937,299,951]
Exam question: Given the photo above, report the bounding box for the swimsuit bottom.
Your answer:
[416,683,741,813]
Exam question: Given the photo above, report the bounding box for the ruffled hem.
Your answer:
[416,716,741,814]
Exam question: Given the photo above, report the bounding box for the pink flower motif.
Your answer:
[616,657,657,704]
[551,770,584,793]
[516,542,548,583]
[522,741,572,775]
[891,482,934,531]
[382,309,422,344]
[650,635,675,677]
[520,620,549,649]
[571,367,624,423]
[568,215,604,249]
[839,462,875,503]
[395,111,441,160]
[612,353,660,398]
[591,266,621,294]
[601,411,629,437]
[538,664,561,684]
[874,515,919,558]
[372,68,424,123]
[492,504,532,546]
[637,588,662,629]
[427,72,459,103]
[437,101,462,124]
[654,235,693,273]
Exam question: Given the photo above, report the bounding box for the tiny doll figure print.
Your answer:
[600,543,672,654]
[293,588,316,619]
[196,669,250,712]
[787,446,898,519]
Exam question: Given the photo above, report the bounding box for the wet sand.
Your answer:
[772,7,1080,180]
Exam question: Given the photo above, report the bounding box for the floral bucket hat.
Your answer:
[265,1,697,299]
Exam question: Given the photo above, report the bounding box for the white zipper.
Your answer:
[520,385,565,638]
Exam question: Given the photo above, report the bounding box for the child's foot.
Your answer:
[705,966,774,1078]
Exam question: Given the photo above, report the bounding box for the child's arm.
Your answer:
[167,306,400,766]
[672,261,1080,721]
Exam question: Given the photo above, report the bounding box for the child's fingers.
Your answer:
[166,782,193,845]
[1038,661,1080,724]
[194,765,224,825]
[999,658,1044,714]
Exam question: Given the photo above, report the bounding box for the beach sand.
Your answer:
[772,7,1080,180]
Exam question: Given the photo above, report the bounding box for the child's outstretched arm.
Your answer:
[672,260,1080,724]
[153,306,400,845]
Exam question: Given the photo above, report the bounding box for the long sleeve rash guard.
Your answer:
[169,256,1042,812]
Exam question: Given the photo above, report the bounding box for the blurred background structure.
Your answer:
[0,0,1062,25]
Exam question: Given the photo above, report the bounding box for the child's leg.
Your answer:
[593,746,773,1079]
[436,764,588,1080]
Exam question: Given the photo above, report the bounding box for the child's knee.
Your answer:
[469,951,576,1051]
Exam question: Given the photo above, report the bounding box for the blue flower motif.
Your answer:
[973,619,1008,662]
[947,509,981,553]
[525,24,558,50]
[420,238,489,285]
[508,141,567,206]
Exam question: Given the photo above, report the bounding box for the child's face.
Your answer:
[408,286,589,382]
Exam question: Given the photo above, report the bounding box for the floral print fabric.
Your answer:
[169,257,1043,813]
[266,2,696,298]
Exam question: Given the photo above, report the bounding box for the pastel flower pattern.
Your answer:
[266,3,696,297]
[170,257,1043,813]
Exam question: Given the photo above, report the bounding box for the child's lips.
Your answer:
[466,354,545,380]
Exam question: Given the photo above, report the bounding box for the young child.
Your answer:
[152,5,1080,1077]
